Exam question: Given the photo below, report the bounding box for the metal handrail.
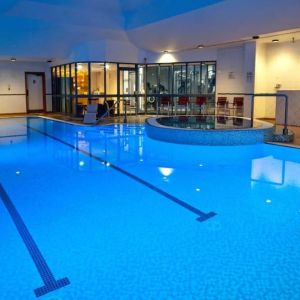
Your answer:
[218,93,289,135]
[95,97,138,123]
[96,101,111,121]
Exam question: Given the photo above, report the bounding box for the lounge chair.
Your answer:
[83,104,99,124]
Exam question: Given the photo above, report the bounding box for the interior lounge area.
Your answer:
[51,61,216,118]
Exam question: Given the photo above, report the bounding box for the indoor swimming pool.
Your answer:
[0,117,300,299]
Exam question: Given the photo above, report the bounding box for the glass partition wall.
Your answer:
[52,61,216,117]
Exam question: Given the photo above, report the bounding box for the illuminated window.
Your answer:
[76,63,89,95]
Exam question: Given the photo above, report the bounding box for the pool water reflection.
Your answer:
[0,117,299,300]
[156,115,256,130]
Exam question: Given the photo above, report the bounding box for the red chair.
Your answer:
[178,96,189,105]
[160,95,172,114]
[233,97,244,116]
[217,96,227,106]
[217,97,228,115]
[193,96,207,114]
[196,96,207,106]
[160,95,171,105]
[176,96,189,114]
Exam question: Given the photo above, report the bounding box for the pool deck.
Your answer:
[1,113,300,148]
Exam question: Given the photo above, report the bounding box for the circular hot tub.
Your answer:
[145,115,274,145]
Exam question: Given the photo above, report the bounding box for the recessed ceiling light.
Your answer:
[252,35,260,40]
[197,45,204,49]
[10,57,16,62]
[272,39,279,43]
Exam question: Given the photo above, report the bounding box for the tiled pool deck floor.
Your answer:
[1,113,300,148]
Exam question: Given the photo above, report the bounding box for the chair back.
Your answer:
[217,97,227,106]
[178,96,189,105]
[86,104,98,113]
[196,96,206,106]
[160,95,171,105]
[233,97,244,107]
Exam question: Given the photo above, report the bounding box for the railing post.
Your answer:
[250,95,255,128]
[124,98,128,123]
[283,95,289,135]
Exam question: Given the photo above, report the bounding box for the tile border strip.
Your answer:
[0,184,70,297]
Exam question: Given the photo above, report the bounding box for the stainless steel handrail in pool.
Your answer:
[219,93,289,135]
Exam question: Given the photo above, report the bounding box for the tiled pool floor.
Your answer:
[1,113,300,147]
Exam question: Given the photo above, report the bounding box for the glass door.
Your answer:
[119,67,137,115]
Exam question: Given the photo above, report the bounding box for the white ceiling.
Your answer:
[0,0,299,62]
[126,0,300,52]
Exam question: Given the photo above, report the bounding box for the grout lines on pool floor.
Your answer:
[26,124,217,223]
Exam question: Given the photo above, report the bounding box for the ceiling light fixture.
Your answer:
[272,39,279,43]
[197,45,204,49]
[10,57,16,62]
[252,35,260,39]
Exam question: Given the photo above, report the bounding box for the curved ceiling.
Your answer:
[126,0,300,52]
[120,0,224,29]
[0,0,299,61]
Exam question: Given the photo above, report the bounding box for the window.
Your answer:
[76,63,89,95]
[52,60,216,116]
[91,63,105,95]
[173,64,186,94]
[106,63,117,95]
[146,65,159,94]
[159,65,172,94]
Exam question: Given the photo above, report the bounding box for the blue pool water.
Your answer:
[0,117,300,299]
